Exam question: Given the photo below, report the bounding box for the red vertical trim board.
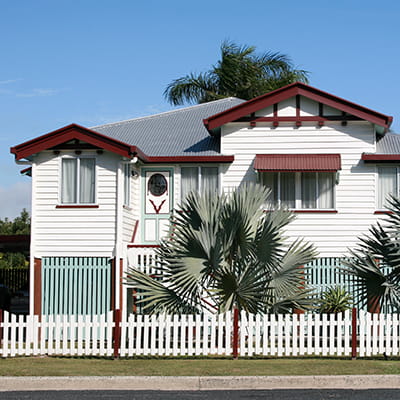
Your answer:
[113,309,121,358]
[34,258,42,317]
[119,258,123,314]
[232,308,239,359]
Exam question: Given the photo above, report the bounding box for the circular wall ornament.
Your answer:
[148,173,168,196]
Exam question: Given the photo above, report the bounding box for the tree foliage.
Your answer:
[126,184,317,314]
[0,209,30,271]
[164,41,309,105]
[342,196,400,312]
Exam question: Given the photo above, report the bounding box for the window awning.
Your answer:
[254,154,341,172]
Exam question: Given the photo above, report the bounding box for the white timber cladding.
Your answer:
[122,166,140,243]
[220,117,384,258]
[33,150,120,257]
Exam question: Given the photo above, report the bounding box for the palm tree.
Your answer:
[164,41,309,106]
[126,184,317,314]
[342,196,400,313]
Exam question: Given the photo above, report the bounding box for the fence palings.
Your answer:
[1,310,400,358]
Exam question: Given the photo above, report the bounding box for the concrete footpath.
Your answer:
[0,375,400,391]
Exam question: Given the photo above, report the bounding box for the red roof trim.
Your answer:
[11,123,233,164]
[362,154,400,162]
[203,82,393,131]
[254,154,341,172]
[142,155,234,163]
[11,124,137,161]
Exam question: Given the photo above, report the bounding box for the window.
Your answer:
[262,172,335,209]
[378,166,399,209]
[123,164,131,206]
[61,158,95,204]
[181,166,219,200]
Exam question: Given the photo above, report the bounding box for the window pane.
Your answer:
[281,172,295,208]
[181,167,198,200]
[318,172,334,209]
[262,172,278,207]
[79,158,95,203]
[201,167,219,194]
[61,159,77,203]
[301,172,317,209]
[124,164,130,206]
[378,167,397,208]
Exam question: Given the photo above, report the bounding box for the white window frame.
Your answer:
[59,156,97,205]
[376,165,400,210]
[180,165,220,200]
[262,171,336,210]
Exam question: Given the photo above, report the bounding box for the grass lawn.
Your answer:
[1,357,400,376]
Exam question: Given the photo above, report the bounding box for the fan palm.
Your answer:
[164,41,309,105]
[126,183,317,314]
[342,196,400,312]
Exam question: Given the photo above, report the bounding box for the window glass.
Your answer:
[61,158,95,204]
[201,167,219,194]
[79,158,95,203]
[378,167,397,209]
[181,166,219,200]
[262,172,278,207]
[261,171,334,209]
[301,172,317,209]
[318,172,334,209]
[280,172,296,208]
[181,167,198,200]
[61,159,77,203]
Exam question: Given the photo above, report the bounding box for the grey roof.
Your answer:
[92,98,245,157]
[376,132,400,154]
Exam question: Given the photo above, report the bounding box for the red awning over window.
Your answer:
[254,154,341,172]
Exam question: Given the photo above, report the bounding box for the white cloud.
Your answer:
[16,88,60,98]
[0,78,22,85]
[0,181,31,220]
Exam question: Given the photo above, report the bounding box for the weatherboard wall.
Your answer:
[32,150,119,257]
[220,120,384,257]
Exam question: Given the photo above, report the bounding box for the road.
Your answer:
[2,390,400,399]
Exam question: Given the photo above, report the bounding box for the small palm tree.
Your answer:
[164,41,309,105]
[319,286,352,314]
[126,184,317,314]
[342,196,400,313]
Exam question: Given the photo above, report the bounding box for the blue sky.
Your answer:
[1,0,399,218]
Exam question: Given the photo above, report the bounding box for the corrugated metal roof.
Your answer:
[376,133,400,154]
[254,154,341,171]
[92,98,245,157]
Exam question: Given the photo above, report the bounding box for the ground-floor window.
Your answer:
[180,166,219,200]
[261,171,335,209]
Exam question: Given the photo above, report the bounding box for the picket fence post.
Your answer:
[232,308,239,359]
[351,307,357,360]
[113,309,121,359]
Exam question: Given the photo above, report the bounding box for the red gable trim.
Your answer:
[10,123,234,164]
[362,154,400,162]
[11,124,137,161]
[203,82,393,131]
[254,154,341,172]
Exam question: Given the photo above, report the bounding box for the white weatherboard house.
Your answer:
[11,82,399,316]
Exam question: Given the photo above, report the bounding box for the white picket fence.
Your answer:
[1,310,400,358]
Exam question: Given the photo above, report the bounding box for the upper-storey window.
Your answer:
[377,166,399,209]
[61,157,96,204]
[181,166,219,200]
[261,172,335,209]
